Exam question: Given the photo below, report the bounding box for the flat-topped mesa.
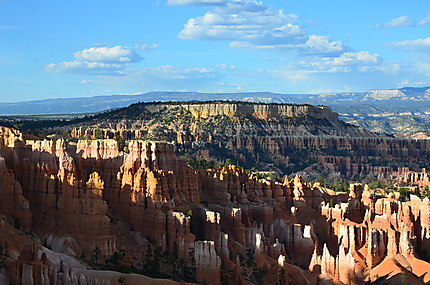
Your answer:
[365,89,406,100]
[63,101,398,178]
[147,102,339,121]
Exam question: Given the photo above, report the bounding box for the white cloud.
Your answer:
[317,52,382,73]
[321,51,382,66]
[134,43,160,51]
[81,80,95,84]
[167,0,227,5]
[73,46,141,63]
[176,0,346,56]
[376,15,412,28]
[178,4,302,42]
[173,0,383,78]
[398,79,429,87]
[377,14,430,28]
[264,61,404,93]
[286,51,383,74]
[45,60,124,75]
[234,35,346,56]
[217,63,236,70]
[391,37,430,51]
[218,82,243,91]
[417,15,430,26]
[414,62,430,77]
[123,65,217,80]
[45,45,142,75]
[367,62,401,74]
[299,35,345,55]
[94,65,220,91]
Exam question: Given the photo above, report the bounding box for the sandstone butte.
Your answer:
[64,101,430,180]
[0,125,429,285]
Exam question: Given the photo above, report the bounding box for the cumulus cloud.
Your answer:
[176,0,346,56]
[171,0,386,78]
[266,60,402,92]
[298,51,383,73]
[391,37,430,51]
[45,45,142,75]
[298,35,345,55]
[178,3,302,42]
[321,51,381,66]
[73,46,141,63]
[261,53,386,89]
[377,14,430,28]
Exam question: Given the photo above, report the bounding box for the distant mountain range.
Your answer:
[2,87,430,138]
[1,87,430,115]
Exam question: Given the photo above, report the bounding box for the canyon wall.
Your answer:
[396,167,430,186]
[141,102,339,121]
[61,102,430,178]
[0,126,429,284]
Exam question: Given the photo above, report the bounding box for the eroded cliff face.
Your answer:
[0,126,429,285]
[60,102,430,178]
[396,167,430,186]
[175,103,339,121]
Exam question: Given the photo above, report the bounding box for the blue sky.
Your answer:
[0,0,429,102]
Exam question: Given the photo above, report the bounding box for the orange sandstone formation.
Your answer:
[0,126,429,284]
[63,102,430,180]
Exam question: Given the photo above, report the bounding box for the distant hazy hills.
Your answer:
[0,91,345,115]
[2,87,430,138]
[1,87,430,115]
[0,92,282,115]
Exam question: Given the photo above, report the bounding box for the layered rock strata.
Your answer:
[396,167,430,186]
[0,126,429,284]
[61,102,430,178]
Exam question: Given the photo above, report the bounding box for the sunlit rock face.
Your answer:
[0,126,429,285]
[63,101,430,180]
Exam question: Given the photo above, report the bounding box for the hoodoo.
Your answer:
[0,124,429,284]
